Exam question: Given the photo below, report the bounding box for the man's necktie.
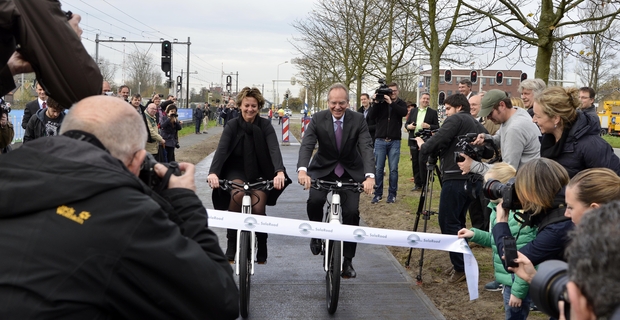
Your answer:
[335,120,344,177]
[42,102,47,109]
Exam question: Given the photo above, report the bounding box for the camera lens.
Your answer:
[530,260,570,319]
[482,179,504,200]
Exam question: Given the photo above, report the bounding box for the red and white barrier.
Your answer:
[281,116,290,146]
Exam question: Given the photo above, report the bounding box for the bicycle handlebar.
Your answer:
[218,179,274,192]
[310,179,364,193]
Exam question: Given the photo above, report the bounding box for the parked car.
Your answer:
[284,108,292,117]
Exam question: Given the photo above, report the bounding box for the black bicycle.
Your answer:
[311,179,363,314]
[219,179,273,319]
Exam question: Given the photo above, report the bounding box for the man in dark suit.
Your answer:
[357,93,376,146]
[21,82,47,130]
[405,92,439,191]
[297,83,375,279]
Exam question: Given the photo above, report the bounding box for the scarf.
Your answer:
[540,125,571,159]
[236,116,273,181]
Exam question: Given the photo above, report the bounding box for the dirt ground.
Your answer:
[176,127,545,320]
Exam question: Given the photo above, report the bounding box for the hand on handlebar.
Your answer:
[273,171,286,190]
[298,170,312,190]
[154,162,196,192]
[362,177,374,195]
[207,173,220,189]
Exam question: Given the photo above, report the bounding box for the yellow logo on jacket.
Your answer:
[56,205,91,224]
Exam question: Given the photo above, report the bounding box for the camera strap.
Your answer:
[62,130,108,152]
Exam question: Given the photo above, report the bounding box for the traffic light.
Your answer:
[161,41,172,77]
[438,91,445,105]
[225,75,232,92]
[520,72,528,82]
[496,71,504,84]
[176,76,182,93]
[285,93,289,99]
[470,70,478,83]
[444,70,452,83]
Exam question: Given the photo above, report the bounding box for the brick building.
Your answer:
[420,69,525,99]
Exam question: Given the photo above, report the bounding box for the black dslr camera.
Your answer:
[414,128,437,142]
[0,98,10,114]
[374,79,393,104]
[454,133,499,163]
[530,260,571,320]
[139,153,181,192]
[482,177,521,210]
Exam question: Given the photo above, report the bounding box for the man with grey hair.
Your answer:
[0,96,239,319]
[298,83,375,278]
[518,78,546,117]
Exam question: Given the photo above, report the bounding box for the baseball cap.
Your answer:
[479,89,508,118]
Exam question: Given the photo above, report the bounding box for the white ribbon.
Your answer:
[207,209,479,300]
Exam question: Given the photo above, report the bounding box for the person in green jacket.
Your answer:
[458,162,537,320]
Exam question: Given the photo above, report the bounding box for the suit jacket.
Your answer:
[22,99,41,129]
[297,109,374,182]
[405,107,439,146]
[357,105,376,140]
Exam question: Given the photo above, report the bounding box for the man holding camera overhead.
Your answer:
[0,96,239,319]
[414,93,487,283]
[457,89,541,177]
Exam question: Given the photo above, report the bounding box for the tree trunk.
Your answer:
[535,42,553,84]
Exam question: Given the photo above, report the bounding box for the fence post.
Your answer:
[281,116,290,146]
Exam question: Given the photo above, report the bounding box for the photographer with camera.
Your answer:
[368,81,408,204]
[161,104,182,162]
[492,158,574,295]
[0,96,239,319]
[414,93,487,283]
[458,163,537,319]
[458,89,541,178]
[405,92,439,191]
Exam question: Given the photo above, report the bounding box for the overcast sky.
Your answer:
[63,0,314,102]
[62,0,570,103]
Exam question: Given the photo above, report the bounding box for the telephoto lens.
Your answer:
[530,260,570,319]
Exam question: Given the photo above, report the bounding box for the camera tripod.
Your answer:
[405,158,442,285]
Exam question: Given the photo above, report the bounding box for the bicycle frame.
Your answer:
[324,192,343,273]
[236,190,255,276]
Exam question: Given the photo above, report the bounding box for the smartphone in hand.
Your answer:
[503,236,518,272]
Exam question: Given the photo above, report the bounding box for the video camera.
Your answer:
[139,153,181,193]
[482,177,521,210]
[454,133,500,164]
[374,79,392,104]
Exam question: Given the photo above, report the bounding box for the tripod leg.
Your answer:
[405,190,425,269]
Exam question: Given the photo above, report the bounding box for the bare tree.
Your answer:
[463,0,620,84]
[398,0,489,108]
[291,0,387,107]
[575,3,620,94]
[125,49,161,95]
[95,56,119,87]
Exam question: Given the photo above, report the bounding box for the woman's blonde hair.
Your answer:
[515,158,570,215]
[236,87,265,108]
[534,86,580,129]
[568,168,620,206]
[510,97,525,109]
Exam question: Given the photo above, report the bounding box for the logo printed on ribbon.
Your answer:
[353,229,366,240]
[244,217,258,229]
[407,234,421,246]
[299,223,312,235]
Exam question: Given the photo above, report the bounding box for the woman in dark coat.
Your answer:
[533,86,620,177]
[160,104,182,162]
[207,87,291,263]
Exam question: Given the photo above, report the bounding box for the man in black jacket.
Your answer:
[368,82,408,204]
[357,93,376,144]
[0,96,239,319]
[414,93,487,284]
[21,82,47,129]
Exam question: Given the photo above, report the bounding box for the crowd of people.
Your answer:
[1,4,620,319]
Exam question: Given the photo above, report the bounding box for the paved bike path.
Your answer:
[194,120,445,319]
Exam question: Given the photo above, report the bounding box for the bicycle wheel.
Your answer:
[325,240,341,314]
[239,231,252,318]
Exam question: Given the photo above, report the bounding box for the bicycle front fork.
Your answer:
[236,195,255,275]
[324,193,343,272]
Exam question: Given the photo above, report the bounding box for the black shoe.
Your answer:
[310,238,322,255]
[225,246,236,262]
[411,185,422,191]
[341,258,356,278]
